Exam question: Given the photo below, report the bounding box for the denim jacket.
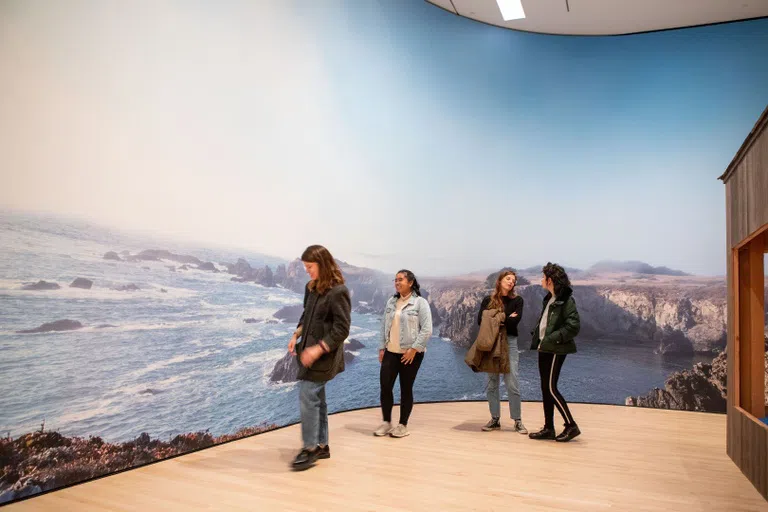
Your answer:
[379,294,433,352]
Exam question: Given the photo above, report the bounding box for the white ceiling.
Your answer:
[426,0,768,36]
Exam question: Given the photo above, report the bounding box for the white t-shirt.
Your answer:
[538,295,556,341]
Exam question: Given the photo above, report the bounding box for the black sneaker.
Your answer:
[316,445,330,459]
[555,424,581,442]
[481,418,501,431]
[528,426,556,440]
[291,448,318,471]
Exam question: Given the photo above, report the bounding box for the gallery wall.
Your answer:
[1,0,768,504]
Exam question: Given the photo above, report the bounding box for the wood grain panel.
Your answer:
[5,403,767,512]
[723,105,768,503]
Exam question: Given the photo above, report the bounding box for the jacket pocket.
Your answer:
[405,310,419,330]
[311,351,334,371]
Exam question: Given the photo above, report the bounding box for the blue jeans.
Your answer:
[487,336,521,420]
[299,380,328,449]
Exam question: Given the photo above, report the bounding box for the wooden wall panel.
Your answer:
[724,106,768,502]
[728,409,768,499]
[750,129,768,236]
[729,127,768,247]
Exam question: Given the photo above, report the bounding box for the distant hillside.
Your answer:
[519,265,586,278]
[588,260,690,276]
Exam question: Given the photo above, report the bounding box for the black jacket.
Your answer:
[295,282,351,382]
[530,286,580,355]
[477,295,524,337]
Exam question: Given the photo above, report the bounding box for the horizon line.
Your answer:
[0,207,726,279]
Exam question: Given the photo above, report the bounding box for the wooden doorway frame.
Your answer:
[733,223,768,420]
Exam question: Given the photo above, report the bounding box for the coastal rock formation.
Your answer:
[128,250,203,266]
[21,281,60,291]
[424,280,728,354]
[423,282,486,347]
[269,338,364,383]
[626,336,768,412]
[225,258,275,287]
[269,352,299,383]
[114,284,139,292]
[103,251,121,261]
[16,320,83,334]
[346,338,365,350]
[69,278,93,289]
[273,304,303,324]
[104,248,730,354]
[0,424,276,505]
[625,351,727,412]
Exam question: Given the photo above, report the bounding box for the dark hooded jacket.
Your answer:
[530,286,580,355]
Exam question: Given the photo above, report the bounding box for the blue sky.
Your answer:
[292,1,768,275]
[1,0,766,276]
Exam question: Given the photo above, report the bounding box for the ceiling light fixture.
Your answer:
[496,0,526,21]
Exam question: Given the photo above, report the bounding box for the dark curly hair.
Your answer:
[542,262,570,296]
[394,269,421,298]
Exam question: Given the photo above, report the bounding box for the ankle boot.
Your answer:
[528,426,556,440]
[555,424,581,442]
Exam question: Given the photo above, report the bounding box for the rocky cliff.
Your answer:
[626,336,768,412]
[423,279,728,354]
[107,249,731,354]
[0,423,276,505]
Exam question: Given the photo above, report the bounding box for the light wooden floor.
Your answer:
[6,402,767,511]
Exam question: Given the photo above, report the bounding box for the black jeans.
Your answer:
[380,350,424,426]
[537,351,576,428]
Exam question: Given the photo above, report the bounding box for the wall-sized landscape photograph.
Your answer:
[2,0,768,505]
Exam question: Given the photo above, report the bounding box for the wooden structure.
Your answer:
[4,402,766,511]
[719,104,768,501]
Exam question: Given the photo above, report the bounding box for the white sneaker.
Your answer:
[374,421,393,437]
[389,424,410,438]
[514,420,528,435]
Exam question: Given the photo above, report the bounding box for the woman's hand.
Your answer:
[300,344,324,367]
[288,335,297,355]
[510,312,518,318]
[401,348,417,365]
[379,349,385,363]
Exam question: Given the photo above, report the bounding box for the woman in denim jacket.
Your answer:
[374,269,433,438]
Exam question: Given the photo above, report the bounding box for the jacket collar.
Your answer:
[542,286,573,305]
[393,292,418,306]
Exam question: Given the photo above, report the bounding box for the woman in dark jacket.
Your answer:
[287,245,351,470]
[476,270,527,434]
[528,262,581,442]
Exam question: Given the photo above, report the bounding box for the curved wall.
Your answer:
[1,0,768,504]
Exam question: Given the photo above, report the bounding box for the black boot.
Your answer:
[316,445,330,459]
[291,448,318,471]
[528,426,556,440]
[555,424,581,442]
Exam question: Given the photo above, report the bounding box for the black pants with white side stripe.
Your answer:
[537,351,576,429]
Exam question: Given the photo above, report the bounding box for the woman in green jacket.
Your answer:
[528,262,581,443]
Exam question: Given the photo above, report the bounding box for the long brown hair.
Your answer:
[301,245,345,295]
[488,270,517,311]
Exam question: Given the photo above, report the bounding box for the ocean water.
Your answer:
[0,212,709,443]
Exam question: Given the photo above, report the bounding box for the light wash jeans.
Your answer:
[299,380,328,449]
[487,336,522,420]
